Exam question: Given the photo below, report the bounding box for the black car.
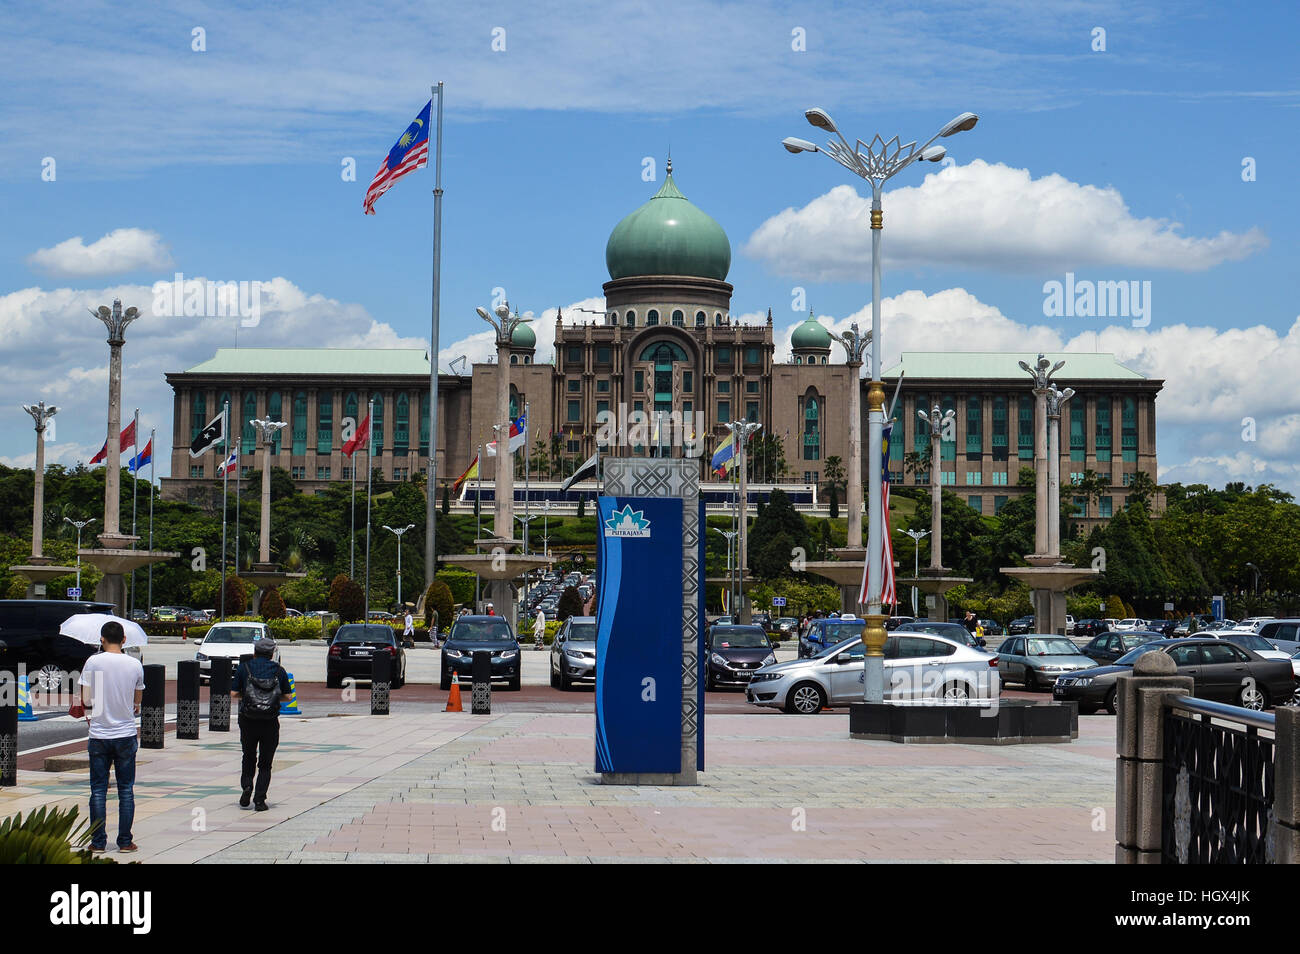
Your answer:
[1080,630,1163,664]
[706,625,776,690]
[1073,618,1110,640]
[441,615,521,690]
[885,615,915,632]
[0,599,118,689]
[1052,638,1295,714]
[1008,616,1035,635]
[326,624,407,688]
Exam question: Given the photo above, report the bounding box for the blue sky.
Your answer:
[3,0,1298,490]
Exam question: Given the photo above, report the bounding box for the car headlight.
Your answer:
[750,671,784,683]
[1067,676,1093,686]
[565,648,585,659]
[195,652,208,661]
[501,650,518,659]
[1040,665,1063,672]
[710,653,726,666]
[762,653,777,666]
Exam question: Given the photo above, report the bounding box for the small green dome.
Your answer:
[605,166,731,281]
[791,314,831,350]
[511,322,536,348]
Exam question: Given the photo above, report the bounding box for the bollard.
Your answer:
[209,657,232,732]
[370,652,391,715]
[140,663,166,749]
[17,675,37,722]
[176,660,200,740]
[471,650,491,715]
[279,673,301,716]
[0,666,17,787]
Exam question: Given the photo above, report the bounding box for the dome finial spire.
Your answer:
[666,150,672,176]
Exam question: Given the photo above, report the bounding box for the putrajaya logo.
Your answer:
[603,505,651,538]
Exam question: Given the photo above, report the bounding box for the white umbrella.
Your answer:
[60,612,149,648]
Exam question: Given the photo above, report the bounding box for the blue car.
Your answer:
[798,617,866,658]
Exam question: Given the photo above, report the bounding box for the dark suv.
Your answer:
[0,599,117,689]
[799,617,866,658]
[440,615,521,690]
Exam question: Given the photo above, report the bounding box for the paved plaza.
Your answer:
[1,705,1116,863]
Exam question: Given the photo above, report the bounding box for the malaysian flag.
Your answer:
[859,423,897,607]
[362,101,431,215]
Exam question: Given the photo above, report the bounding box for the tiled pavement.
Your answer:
[1,709,1116,863]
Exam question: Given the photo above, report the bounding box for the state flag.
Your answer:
[189,411,225,458]
[90,419,139,465]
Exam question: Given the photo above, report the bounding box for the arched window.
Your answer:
[803,394,820,461]
[714,312,723,325]
[292,391,307,455]
[509,386,520,421]
[317,391,333,453]
[672,310,684,327]
[644,310,656,326]
[695,311,705,327]
[242,392,257,449]
[268,392,283,453]
[369,393,384,453]
[524,355,531,364]
[607,312,616,326]
[395,393,410,454]
[626,311,637,327]
[190,392,207,443]
[795,356,803,365]
[510,354,518,364]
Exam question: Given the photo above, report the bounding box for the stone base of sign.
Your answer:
[849,698,1078,745]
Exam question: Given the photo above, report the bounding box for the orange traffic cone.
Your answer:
[445,671,463,712]
[182,625,187,640]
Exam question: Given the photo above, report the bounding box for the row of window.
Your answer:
[562,344,764,368]
[607,309,728,328]
[190,390,431,457]
[908,393,1140,464]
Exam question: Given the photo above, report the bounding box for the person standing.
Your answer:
[402,607,415,648]
[78,620,144,854]
[963,611,978,634]
[533,609,546,649]
[232,638,291,811]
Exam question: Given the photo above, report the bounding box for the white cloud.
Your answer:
[438,297,608,369]
[26,228,173,277]
[744,161,1268,280]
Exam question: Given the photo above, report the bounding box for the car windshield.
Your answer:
[567,622,596,642]
[822,621,864,638]
[1027,638,1082,656]
[451,619,515,641]
[334,625,395,644]
[1116,643,1166,666]
[712,628,769,649]
[203,625,263,644]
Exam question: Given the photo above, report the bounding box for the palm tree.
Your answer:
[822,456,845,519]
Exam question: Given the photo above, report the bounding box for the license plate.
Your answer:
[353,649,372,657]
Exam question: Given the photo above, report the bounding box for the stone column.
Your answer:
[929,409,943,570]
[259,437,273,565]
[1047,399,1061,559]
[1033,387,1049,557]
[494,336,514,540]
[104,339,124,538]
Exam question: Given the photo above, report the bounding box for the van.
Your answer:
[1255,619,1300,654]
[0,599,128,691]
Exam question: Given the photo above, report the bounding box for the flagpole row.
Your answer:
[364,399,374,614]
[220,401,229,621]
[147,427,155,615]
[129,407,139,615]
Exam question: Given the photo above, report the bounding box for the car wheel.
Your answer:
[558,664,571,691]
[785,681,825,715]
[1105,687,1118,716]
[1021,671,1037,691]
[325,669,341,690]
[508,673,521,691]
[35,664,63,692]
[549,661,560,689]
[1238,683,1268,711]
[942,681,971,702]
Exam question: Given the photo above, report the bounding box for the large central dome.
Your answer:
[605,164,731,282]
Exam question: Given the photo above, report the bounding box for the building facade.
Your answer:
[161,165,1162,522]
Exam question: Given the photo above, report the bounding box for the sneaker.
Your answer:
[90,845,107,854]
[118,843,138,853]
[239,790,252,809]
[254,801,269,812]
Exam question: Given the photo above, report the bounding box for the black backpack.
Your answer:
[241,669,281,720]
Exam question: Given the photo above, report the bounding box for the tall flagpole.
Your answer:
[475,439,482,610]
[364,399,374,613]
[234,436,241,575]
[129,407,139,614]
[523,402,530,555]
[220,400,229,621]
[146,427,155,615]
[350,437,357,579]
[425,81,444,593]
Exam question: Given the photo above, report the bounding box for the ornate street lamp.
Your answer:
[916,402,957,570]
[383,523,415,609]
[826,324,872,552]
[475,302,532,543]
[22,402,59,560]
[1018,354,1068,561]
[89,300,140,545]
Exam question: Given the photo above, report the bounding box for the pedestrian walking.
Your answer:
[402,606,415,647]
[963,611,978,634]
[232,637,292,811]
[533,608,546,649]
[78,619,144,853]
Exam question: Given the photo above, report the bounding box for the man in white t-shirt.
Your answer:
[77,620,145,853]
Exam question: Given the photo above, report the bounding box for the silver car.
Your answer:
[550,616,596,690]
[746,633,1000,715]
[995,634,1097,691]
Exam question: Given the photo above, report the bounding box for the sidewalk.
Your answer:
[0,709,1116,863]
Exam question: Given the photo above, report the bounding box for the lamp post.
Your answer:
[916,403,956,569]
[1246,562,1260,596]
[63,517,95,592]
[903,529,930,616]
[784,107,978,704]
[1044,383,1075,560]
[826,325,871,551]
[714,527,738,615]
[541,500,551,558]
[728,419,762,622]
[89,300,140,544]
[382,524,415,609]
[22,402,59,560]
[1018,354,1067,560]
[474,302,532,544]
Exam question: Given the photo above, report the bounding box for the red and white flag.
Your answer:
[859,424,898,608]
[362,101,431,215]
[89,419,137,465]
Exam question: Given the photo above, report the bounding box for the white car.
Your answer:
[745,632,1000,714]
[1233,617,1275,633]
[1065,615,1076,635]
[195,622,279,681]
[1199,629,1292,663]
[1113,619,1145,632]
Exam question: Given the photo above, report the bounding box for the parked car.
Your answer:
[995,635,1097,690]
[1113,619,1145,632]
[885,615,915,632]
[747,632,1000,714]
[326,623,407,688]
[550,615,596,690]
[1073,618,1110,640]
[195,622,278,682]
[799,617,866,658]
[1255,619,1300,653]
[751,613,774,634]
[706,625,777,690]
[895,620,988,650]
[1008,616,1035,635]
[977,619,1004,637]
[1066,615,1076,635]
[440,615,521,690]
[1233,617,1275,633]
[1080,630,1162,665]
[0,599,121,691]
[1203,630,1292,663]
[1052,638,1295,714]
[774,617,799,640]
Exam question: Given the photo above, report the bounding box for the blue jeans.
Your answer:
[88,736,138,849]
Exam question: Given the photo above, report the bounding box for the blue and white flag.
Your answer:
[216,449,238,478]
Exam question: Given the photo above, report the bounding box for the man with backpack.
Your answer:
[231,637,292,812]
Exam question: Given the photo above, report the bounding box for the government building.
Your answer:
[161,163,1162,524]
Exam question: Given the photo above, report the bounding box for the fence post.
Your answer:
[1271,705,1300,863]
[176,660,200,740]
[140,663,166,749]
[209,657,232,732]
[1115,653,1194,864]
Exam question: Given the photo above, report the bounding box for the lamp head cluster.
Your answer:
[22,401,59,430]
[476,300,533,343]
[90,299,140,344]
[1045,383,1075,417]
[249,418,288,443]
[784,108,978,184]
[1019,353,1066,391]
[829,322,872,363]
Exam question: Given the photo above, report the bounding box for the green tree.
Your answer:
[260,586,286,620]
[821,456,845,520]
[281,568,328,611]
[748,488,810,580]
[423,579,453,632]
[336,578,365,622]
[557,584,584,621]
[1126,471,1157,511]
[222,576,248,616]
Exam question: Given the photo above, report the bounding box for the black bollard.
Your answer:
[370,651,391,715]
[177,660,200,740]
[471,651,491,715]
[140,663,166,749]
[0,665,16,787]
[209,657,232,732]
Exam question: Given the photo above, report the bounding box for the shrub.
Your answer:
[336,579,365,623]
[260,587,286,620]
[0,806,116,865]
[265,617,329,641]
[328,573,350,615]
[557,585,584,622]
[222,576,248,616]
[424,579,454,632]
[436,570,476,606]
